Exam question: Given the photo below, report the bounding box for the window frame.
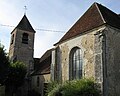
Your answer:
[69,47,83,80]
[22,33,29,44]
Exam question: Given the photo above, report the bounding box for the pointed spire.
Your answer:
[16,15,35,33]
[24,6,27,15]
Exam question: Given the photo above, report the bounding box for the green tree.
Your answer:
[5,61,27,96]
[0,43,9,85]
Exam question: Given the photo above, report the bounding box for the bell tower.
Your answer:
[9,14,35,72]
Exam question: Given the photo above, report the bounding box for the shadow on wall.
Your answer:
[30,75,46,96]
[28,89,41,96]
[0,86,5,96]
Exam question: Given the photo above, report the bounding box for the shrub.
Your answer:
[46,78,100,96]
[45,81,61,96]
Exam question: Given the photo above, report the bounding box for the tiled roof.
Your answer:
[98,3,120,29]
[32,49,53,75]
[15,15,35,32]
[40,49,53,63]
[55,2,120,45]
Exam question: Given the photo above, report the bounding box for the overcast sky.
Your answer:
[0,0,120,58]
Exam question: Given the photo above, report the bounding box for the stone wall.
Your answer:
[54,26,106,82]
[104,26,120,96]
[31,74,50,96]
[9,29,35,72]
[52,25,120,96]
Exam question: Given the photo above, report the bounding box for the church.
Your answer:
[8,2,120,96]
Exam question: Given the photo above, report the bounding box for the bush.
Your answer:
[46,78,100,96]
[45,81,61,96]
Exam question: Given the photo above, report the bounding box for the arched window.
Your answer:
[22,33,28,44]
[37,76,40,87]
[69,47,83,80]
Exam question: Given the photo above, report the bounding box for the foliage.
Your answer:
[5,61,27,88]
[46,80,59,94]
[0,43,9,85]
[47,78,100,96]
[5,61,27,96]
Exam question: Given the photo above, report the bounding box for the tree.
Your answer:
[0,43,9,85]
[5,61,27,96]
[0,43,27,95]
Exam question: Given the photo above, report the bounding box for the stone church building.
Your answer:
[8,2,120,96]
[51,2,120,96]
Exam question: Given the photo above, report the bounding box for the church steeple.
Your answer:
[15,15,35,32]
[8,14,36,95]
[9,14,35,72]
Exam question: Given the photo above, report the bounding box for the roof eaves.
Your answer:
[54,24,106,46]
[32,72,50,76]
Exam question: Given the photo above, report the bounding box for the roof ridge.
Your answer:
[95,3,106,23]
[39,48,53,63]
[54,2,105,45]
[96,3,120,29]
[55,2,120,45]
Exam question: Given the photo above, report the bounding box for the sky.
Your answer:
[0,0,120,58]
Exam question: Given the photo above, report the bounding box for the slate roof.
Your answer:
[55,2,120,45]
[32,49,53,75]
[15,15,35,32]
